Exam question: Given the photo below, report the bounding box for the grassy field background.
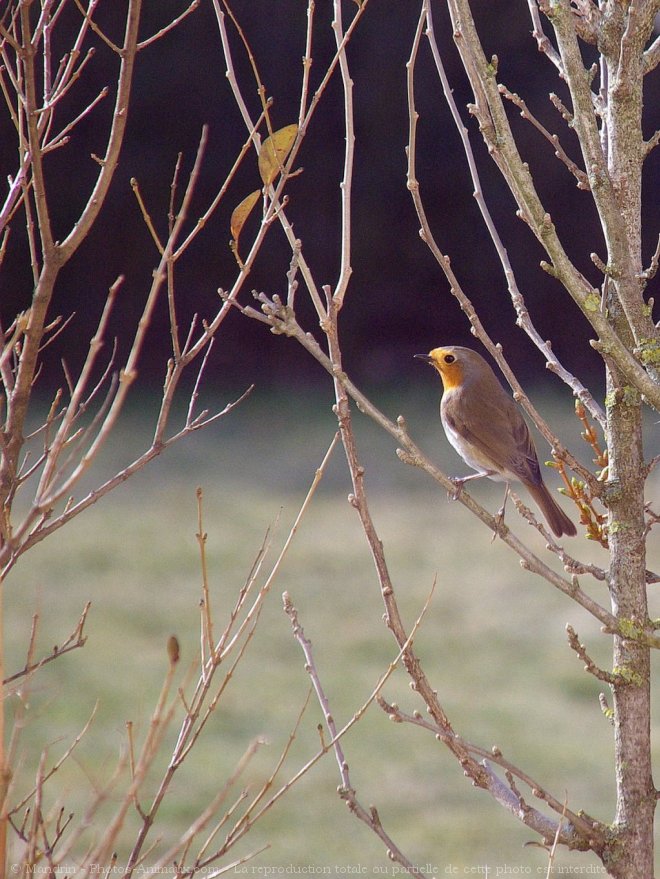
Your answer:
[5,384,660,874]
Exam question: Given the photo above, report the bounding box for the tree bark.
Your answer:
[604,358,655,877]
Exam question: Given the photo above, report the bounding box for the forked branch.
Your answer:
[3,602,91,687]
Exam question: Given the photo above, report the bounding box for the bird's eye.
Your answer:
[444,354,455,364]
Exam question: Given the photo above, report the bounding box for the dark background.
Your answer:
[1,0,658,396]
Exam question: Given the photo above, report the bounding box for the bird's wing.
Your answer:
[443,388,542,485]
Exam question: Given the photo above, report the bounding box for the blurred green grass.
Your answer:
[5,385,660,873]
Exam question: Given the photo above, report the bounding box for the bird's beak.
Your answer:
[414,353,434,365]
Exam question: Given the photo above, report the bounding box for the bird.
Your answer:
[415,345,577,538]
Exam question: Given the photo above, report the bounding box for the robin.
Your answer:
[415,345,577,538]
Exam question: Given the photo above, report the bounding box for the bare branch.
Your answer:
[196,487,215,665]
[32,276,123,511]
[8,703,98,818]
[70,0,121,56]
[330,0,355,307]
[130,178,164,253]
[498,83,589,189]
[120,432,339,874]
[283,584,436,875]
[3,602,91,687]
[298,0,315,126]
[643,34,660,73]
[196,691,312,870]
[548,1,657,346]
[19,2,55,255]
[527,0,564,72]
[639,233,660,284]
[137,0,201,51]
[58,0,142,260]
[642,127,660,158]
[566,624,616,683]
[196,598,439,874]
[172,108,269,263]
[212,4,326,322]
[379,698,602,849]
[6,390,250,574]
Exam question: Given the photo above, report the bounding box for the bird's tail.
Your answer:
[526,481,577,538]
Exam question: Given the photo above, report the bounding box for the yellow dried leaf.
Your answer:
[230,189,260,255]
[258,123,298,186]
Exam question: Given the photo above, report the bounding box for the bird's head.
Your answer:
[414,346,467,391]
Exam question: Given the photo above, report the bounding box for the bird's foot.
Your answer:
[491,505,508,543]
[447,476,465,501]
[491,484,511,543]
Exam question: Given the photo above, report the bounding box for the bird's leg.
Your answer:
[448,470,494,501]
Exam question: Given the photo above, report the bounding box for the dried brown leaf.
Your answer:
[258,124,298,186]
[167,635,180,665]
[230,189,260,262]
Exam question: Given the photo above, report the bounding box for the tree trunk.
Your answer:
[605,359,655,876]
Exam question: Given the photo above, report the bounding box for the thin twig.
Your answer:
[526,0,564,72]
[498,83,589,189]
[330,0,354,306]
[3,602,91,686]
[122,432,340,874]
[379,700,602,847]
[196,487,215,665]
[566,624,616,684]
[196,690,313,865]
[137,0,200,50]
[283,582,436,875]
[8,704,98,817]
[4,387,252,577]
